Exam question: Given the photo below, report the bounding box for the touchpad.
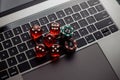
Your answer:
[23,43,119,80]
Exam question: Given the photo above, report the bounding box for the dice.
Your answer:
[43,34,56,48]
[50,22,60,37]
[51,44,61,60]
[30,25,42,40]
[35,44,47,58]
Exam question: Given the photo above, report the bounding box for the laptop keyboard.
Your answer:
[0,0,119,79]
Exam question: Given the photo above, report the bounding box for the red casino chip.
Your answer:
[65,39,77,53]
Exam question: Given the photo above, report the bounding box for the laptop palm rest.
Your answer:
[23,43,119,80]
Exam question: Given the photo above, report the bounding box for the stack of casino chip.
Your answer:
[60,25,74,38]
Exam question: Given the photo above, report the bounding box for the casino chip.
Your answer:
[65,38,77,53]
[60,25,74,37]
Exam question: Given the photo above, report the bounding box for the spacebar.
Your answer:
[95,18,113,30]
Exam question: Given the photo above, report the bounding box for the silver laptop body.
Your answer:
[0,0,120,80]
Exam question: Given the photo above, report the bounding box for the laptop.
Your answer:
[0,0,120,80]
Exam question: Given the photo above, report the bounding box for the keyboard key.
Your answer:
[17,43,28,52]
[86,16,96,24]
[109,25,118,33]
[39,17,49,25]
[72,5,81,12]
[56,10,66,18]
[16,53,27,63]
[0,43,3,51]
[22,23,31,32]
[12,36,22,45]
[0,50,9,60]
[101,28,111,36]
[93,31,103,40]
[8,47,18,56]
[78,19,88,27]
[73,31,80,40]
[8,66,18,77]
[72,13,82,21]
[85,34,95,43]
[87,0,100,6]
[18,61,31,73]
[29,58,41,68]
[4,30,14,39]
[0,70,9,80]
[79,28,89,36]
[64,16,74,24]
[64,7,73,15]
[70,22,80,30]
[26,49,35,59]
[80,2,89,9]
[94,11,109,21]
[76,38,87,48]
[80,10,89,18]
[36,36,43,44]
[0,61,8,71]
[30,20,40,26]
[29,57,49,68]
[48,13,57,21]
[26,40,36,49]
[0,34,5,42]
[88,7,97,15]
[47,23,51,30]
[13,26,22,35]
[95,4,104,12]
[21,32,31,41]
[95,18,113,30]
[7,57,17,67]
[3,39,12,49]
[87,25,96,33]
[41,26,49,34]
[56,19,65,27]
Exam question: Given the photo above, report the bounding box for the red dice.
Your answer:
[43,34,56,48]
[50,22,60,37]
[35,44,47,58]
[30,25,42,40]
[51,44,61,61]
